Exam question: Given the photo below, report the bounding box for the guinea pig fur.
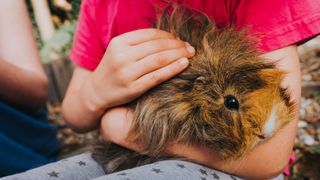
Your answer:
[92,5,296,173]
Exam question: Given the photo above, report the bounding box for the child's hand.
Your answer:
[62,28,194,132]
[90,28,195,109]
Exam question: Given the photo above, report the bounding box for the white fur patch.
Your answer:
[263,106,277,137]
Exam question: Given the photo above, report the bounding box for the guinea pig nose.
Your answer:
[224,95,239,111]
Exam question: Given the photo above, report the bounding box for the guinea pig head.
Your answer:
[183,62,296,160]
[160,26,297,160]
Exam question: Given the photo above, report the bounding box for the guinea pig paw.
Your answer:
[254,133,266,140]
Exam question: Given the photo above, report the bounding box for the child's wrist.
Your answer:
[82,76,110,114]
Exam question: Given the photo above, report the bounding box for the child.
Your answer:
[61,0,319,179]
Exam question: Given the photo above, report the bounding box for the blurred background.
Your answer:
[26,0,320,179]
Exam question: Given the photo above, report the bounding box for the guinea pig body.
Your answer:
[92,5,295,173]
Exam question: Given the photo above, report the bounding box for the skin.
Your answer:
[0,0,48,111]
[63,27,300,178]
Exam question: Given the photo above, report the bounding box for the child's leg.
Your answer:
[1,153,284,180]
[1,153,105,180]
[0,132,56,177]
[0,102,59,176]
[94,160,285,180]
[0,102,59,156]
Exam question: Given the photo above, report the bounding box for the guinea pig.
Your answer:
[92,5,295,173]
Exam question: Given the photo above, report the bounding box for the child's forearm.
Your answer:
[169,116,298,179]
[62,67,107,132]
[231,118,298,178]
[101,105,298,179]
[100,104,298,179]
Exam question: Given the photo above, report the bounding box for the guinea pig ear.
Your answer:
[259,69,287,85]
[193,76,207,90]
[195,76,206,84]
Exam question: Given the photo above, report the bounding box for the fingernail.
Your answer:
[179,58,189,66]
[186,45,195,54]
[185,42,191,46]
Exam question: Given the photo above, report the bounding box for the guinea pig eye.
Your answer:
[224,95,239,111]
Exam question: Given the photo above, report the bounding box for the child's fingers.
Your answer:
[132,46,194,78]
[130,39,190,60]
[115,28,176,45]
[132,57,189,94]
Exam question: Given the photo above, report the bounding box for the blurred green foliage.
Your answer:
[40,22,77,63]
[27,0,81,62]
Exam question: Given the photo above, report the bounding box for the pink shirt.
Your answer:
[70,0,320,71]
[70,0,319,175]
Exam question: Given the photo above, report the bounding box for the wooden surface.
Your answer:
[44,57,74,104]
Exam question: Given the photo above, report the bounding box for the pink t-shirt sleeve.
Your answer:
[70,0,105,71]
[233,0,320,52]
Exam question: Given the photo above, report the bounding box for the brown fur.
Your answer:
[92,5,295,173]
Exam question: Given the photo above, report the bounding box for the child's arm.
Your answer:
[62,29,195,132]
[100,45,300,179]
